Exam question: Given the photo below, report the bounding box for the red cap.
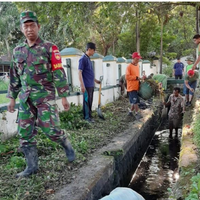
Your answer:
[132,52,142,59]
[188,69,194,76]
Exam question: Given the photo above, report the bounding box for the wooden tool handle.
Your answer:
[98,83,102,105]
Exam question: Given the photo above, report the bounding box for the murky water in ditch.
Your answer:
[129,127,181,200]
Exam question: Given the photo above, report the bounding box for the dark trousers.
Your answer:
[83,87,94,119]
[175,75,182,79]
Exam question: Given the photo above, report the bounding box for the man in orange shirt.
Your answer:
[126,52,143,120]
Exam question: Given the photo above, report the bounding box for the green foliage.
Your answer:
[75,137,88,154]
[0,135,19,154]
[116,31,136,58]
[163,65,173,77]
[103,149,123,158]
[3,1,196,60]
[0,2,22,56]
[6,156,25,169]
[164,5,196,58]
[185,173,200,200]
[162,56,171,65]
[165,52,177,60]
[59,103,89,130]
[0,143,11,154]
[193,112,200,147]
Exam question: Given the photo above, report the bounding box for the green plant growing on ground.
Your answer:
[163,64,173,77]
[185,173,200,200]
[193,112,200,148]
[59,102,90,130]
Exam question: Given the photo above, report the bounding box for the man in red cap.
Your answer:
[184,69,199,107]
[125,52,142,120]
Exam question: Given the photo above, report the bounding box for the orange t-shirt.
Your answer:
[125,63,140,92]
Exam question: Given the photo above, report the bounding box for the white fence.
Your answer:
[0,86,120,141]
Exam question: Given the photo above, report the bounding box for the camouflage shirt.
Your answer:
[7,37,68,105]
[167,94,184,119]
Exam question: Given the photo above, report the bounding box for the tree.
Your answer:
[0,2,22,58]
[4,1,200,62]
[146,3,175,73]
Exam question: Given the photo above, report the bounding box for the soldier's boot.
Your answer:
[60,137,75,162]
[16,146,38,178]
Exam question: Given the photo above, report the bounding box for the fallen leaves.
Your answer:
[46,189,55,194]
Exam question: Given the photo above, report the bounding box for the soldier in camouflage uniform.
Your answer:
[164,87,185,138]
[7,11,75,178]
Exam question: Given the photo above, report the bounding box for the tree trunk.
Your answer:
[159,18,163,74]
[103,45,109,56]
[136,9,140,53]
[112,37,115,55]
[196,7,199,34]
[4,39,11,58]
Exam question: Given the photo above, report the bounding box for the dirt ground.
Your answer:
[41,96,150,199]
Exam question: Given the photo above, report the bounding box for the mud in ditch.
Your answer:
[128,123,181,200]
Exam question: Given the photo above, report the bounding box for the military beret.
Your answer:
[20,11,38,24]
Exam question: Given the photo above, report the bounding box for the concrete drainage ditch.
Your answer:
[53,105,162,200]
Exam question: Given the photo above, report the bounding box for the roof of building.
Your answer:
[103,55,117,62]
[117,57,127,63]
[90,52,104,59]
[60,47,83,56]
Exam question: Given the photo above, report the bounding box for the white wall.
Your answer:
[153,60,160,74]
[121,63,128,76]
[142,63,151,77]
[91,58,104,87]
[62,55,83,90]
[0,109,18,141]
[1,47,153,141]
[102,61,117,87]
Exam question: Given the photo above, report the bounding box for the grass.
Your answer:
[0,80,8,90]
[193,111,200,148]
[0,94,10,104]
[0,80,9,104]
[176,96,200,200]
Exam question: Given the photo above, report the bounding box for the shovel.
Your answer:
[97,76,105,120]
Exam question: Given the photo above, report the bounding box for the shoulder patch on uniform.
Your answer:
[51,45,63,71]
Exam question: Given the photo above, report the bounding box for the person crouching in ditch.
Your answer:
[164,87,185,138]
[7,11,75,178]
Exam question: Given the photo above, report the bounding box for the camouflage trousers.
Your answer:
[18,98,65,147]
